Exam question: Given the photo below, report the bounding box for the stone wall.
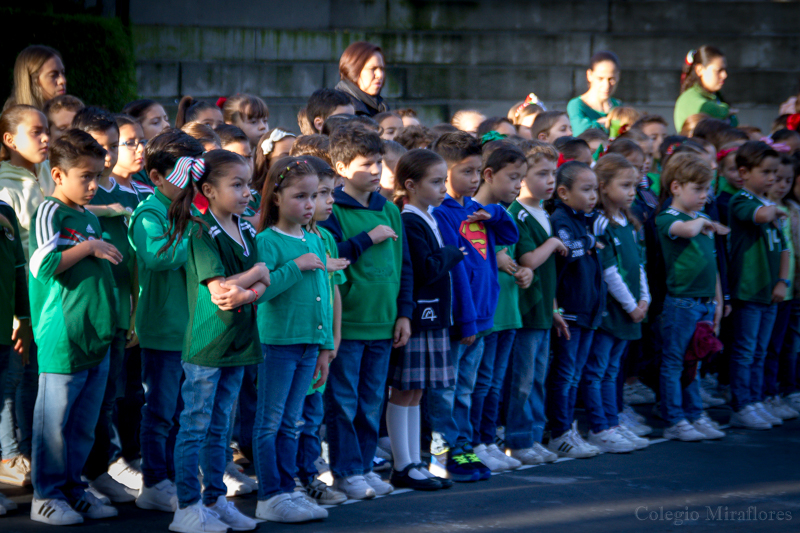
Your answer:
[130,0,800,132]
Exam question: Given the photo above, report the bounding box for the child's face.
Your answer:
[720,153,743,188]
[313,176,335,222]
[522,158,556,201]
[53,156,103,207]
[558,169,598,213]
[740,156,779,197]
[202,162,252,216]
[411,161,448,209]
[542,115,572,143]
[627,151,645,178]
[236,116,269,147]
[5,111,49,164]
[141,104,170,141]
[114,123,145,176]
[223,140,254,176]
[769,164,794,202]
[337,153,383,196]
[641,123,667,157]
[602,168,638,211]
[701,146,718,173]
[585,138,605,154]
[195,107,224,130]
[89,127,120,179]
[379,115,403,141]
[486,160,525,204]
[672,181,710,213]
[380,153,399,191]
[697,57,728,93]
[269,137,295,168]
[446,155,482,200]
[276,174,319,227]
[48,108,76,144]
[37,56,67,101]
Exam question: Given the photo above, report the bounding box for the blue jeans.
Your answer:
[1,342,37,459]
[471,330,515,445]
[174,363,244,508]
[427,338,484,452]
[296,391,324,485]
[547,325,594,439]
[659,296,715,424]
[765,300,793,398]
[32,354,110,502]
[730,300,778,411]
[582,330,628,433]
[781,301,800,395]
[324,339,391,478]
[505,329,550,449]
[140,348,184,488]
[254,344,317,500]
[0,344,17,459]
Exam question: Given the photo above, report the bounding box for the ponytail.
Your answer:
[681,45,725,94]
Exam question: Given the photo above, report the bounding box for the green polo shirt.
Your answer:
[656,207,717,298]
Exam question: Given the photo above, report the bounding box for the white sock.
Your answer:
[386,403,412,471]
[408,405,421,464]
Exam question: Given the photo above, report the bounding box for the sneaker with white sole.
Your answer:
[615,424,650,449]
[691,416,726,440]
[31,498,84,525]
[547,431,596,459]
[663,419,706,441]
[785,392,800,412]
[108,457,143,492]
[509,447,543,465]
[700,386,727,408]
[618,411,653,437]
[137,479,178,512]
[487,443,521,469]
[90,472,137,502]
[210,496,256,530]
[571,423,601,455]
[73,490,118,519]
[473,444,507,472]
[623,384,648,405]
[363,471,393,495]
[0,455,31,486]
[223,469,253,497]
[256,492,313,523]
[304,478,347,505]
[730,405,772,430]
[766,396,799,420]
[289,491,327,520]
[588,428,636,453]
[225,462,257,490]
[532,442,559,463]
[622,404,646,424]
[754,403,782,426]
[170,500,229,532]
[630,382,656,404]
[333,475,375,500]
[0,492,17,512]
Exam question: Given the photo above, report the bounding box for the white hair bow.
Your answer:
[261,129,294,156]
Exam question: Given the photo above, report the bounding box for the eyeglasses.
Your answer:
[119,139,147,150]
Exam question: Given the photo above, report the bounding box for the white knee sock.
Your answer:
[408,405,421,464]
[386,403,412,470]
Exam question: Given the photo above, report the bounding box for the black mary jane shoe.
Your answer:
[416,462,453,489]
[390,463,442,491]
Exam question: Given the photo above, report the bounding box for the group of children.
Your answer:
[1,42,800,533]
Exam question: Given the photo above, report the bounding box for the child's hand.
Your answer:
[211,281,253,310]
[0,213,14,236]
[105,203,132,218]
[595,240,605,250]
[460,335,476,346]
[255,262,271,286]
[714,301,723,336]
[368,225,398,244]
[459,246,469,256]
[553,312,571,340]
[393,317,411,348]
[772,280,788,303]
[514,266,533,289]
[295,253,325,272]
[550,238,568,256]
[12,318,31,364]
[628,307,646,323]
[638,300,649,315]
[724,304,732,318]
[466,210,491,224]
[496,247,518,275]
[126,329,139,349]
[313,350,334,388]
[86,240,123,264]
[712,222,730,236]
[326,256,350,272]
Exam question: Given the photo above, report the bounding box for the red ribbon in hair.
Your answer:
[216,97,227,109]
[192,192,209,215]
[787,114,800,132]
[557,153,573,168]
[716,147,738,161]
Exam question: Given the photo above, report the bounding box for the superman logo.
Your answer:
[460,220,487,259]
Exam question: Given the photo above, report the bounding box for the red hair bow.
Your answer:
[216,97,227,109]
[192,192,209,215]
[787,114,800,132]
[557,153,573,168]
[716,147,737,161]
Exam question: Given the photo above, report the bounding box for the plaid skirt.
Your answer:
[389,327,455,390]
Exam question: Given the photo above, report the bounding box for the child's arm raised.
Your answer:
[667,217,716,239]
[53,240,122,275]
[518,237,568,270]
[86,203,131,219]
[471,205,519,246]
[318,212,377,263]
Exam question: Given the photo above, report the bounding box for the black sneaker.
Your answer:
[434,450,480,482]
[464,451,491,481]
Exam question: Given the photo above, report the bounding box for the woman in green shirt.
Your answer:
[567,51,622,136]
[674,45,738,133]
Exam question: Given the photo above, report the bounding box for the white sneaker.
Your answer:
[622,404,646,424]
[137,479,178,512]
[588,428,636,453]
[571,423,601,455]
[547,431,596,459]
[0,492,17,511]
[631,382,656,404]
[363,471,393,495]
[615,424,650,449]
[532,442,559,463]
[223,469,253,497]
[766,396,799,420]
[785,392,800,412]
[509,447,543,465]
[473,444,507,472]
[730,405,772,430]
[700,386,727,408]
[333,475,375,500]
[74,490,118,519]
[256,493,313,523]
[623,384,648,405]
[170,500,229,532]
[487,443,521,469]
[210,496,256,530]
[691,416,726,440]
[108,457,143,491]
[225,462,257,490]
[289,491,328,520]
[755,402,782,426]
[31,498,84,525]
[304,478,347,505]
[663,420,706,441]
[89,472,137,502]
[618,411,653,437]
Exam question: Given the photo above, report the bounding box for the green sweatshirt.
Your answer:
[674,84,738,133]
[127,188,189,352]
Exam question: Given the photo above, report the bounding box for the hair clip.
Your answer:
[480,130,507,145]
[716,147,738,161]
[665,142,683,156]
[685,49,697,66]
[557,153,574,168]
[216,97,227,109]
[787,114,800,132]
[277,159,306,184]
[514,92,546,117]
[760,136,792,153]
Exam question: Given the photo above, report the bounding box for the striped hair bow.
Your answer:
[165,157,206,189]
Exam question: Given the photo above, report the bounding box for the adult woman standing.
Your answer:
[335,41,388,117]
[567,51,621,136]
[4,45,66,110]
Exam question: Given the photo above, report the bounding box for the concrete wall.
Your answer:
[130,0,800,133]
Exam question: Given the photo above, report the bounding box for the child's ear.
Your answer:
[483,167,494,183]
[313,116,324,133]
[149,168,163,186]
[670,180,681,195]
[201,181,214,199]
[334,161,348,177]
[51,166,64,186]
[738,166,748,179]
[404,178,415,193]
[2,132,14,149]
[537,131,548,141]
[556,184,569,201]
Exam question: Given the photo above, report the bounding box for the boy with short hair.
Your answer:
[428,132,519,481]
[306,89,355,134]
[727,140,790,430]
[29,129,120,524]
[43,95,85,144]
[319,124,413,500]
